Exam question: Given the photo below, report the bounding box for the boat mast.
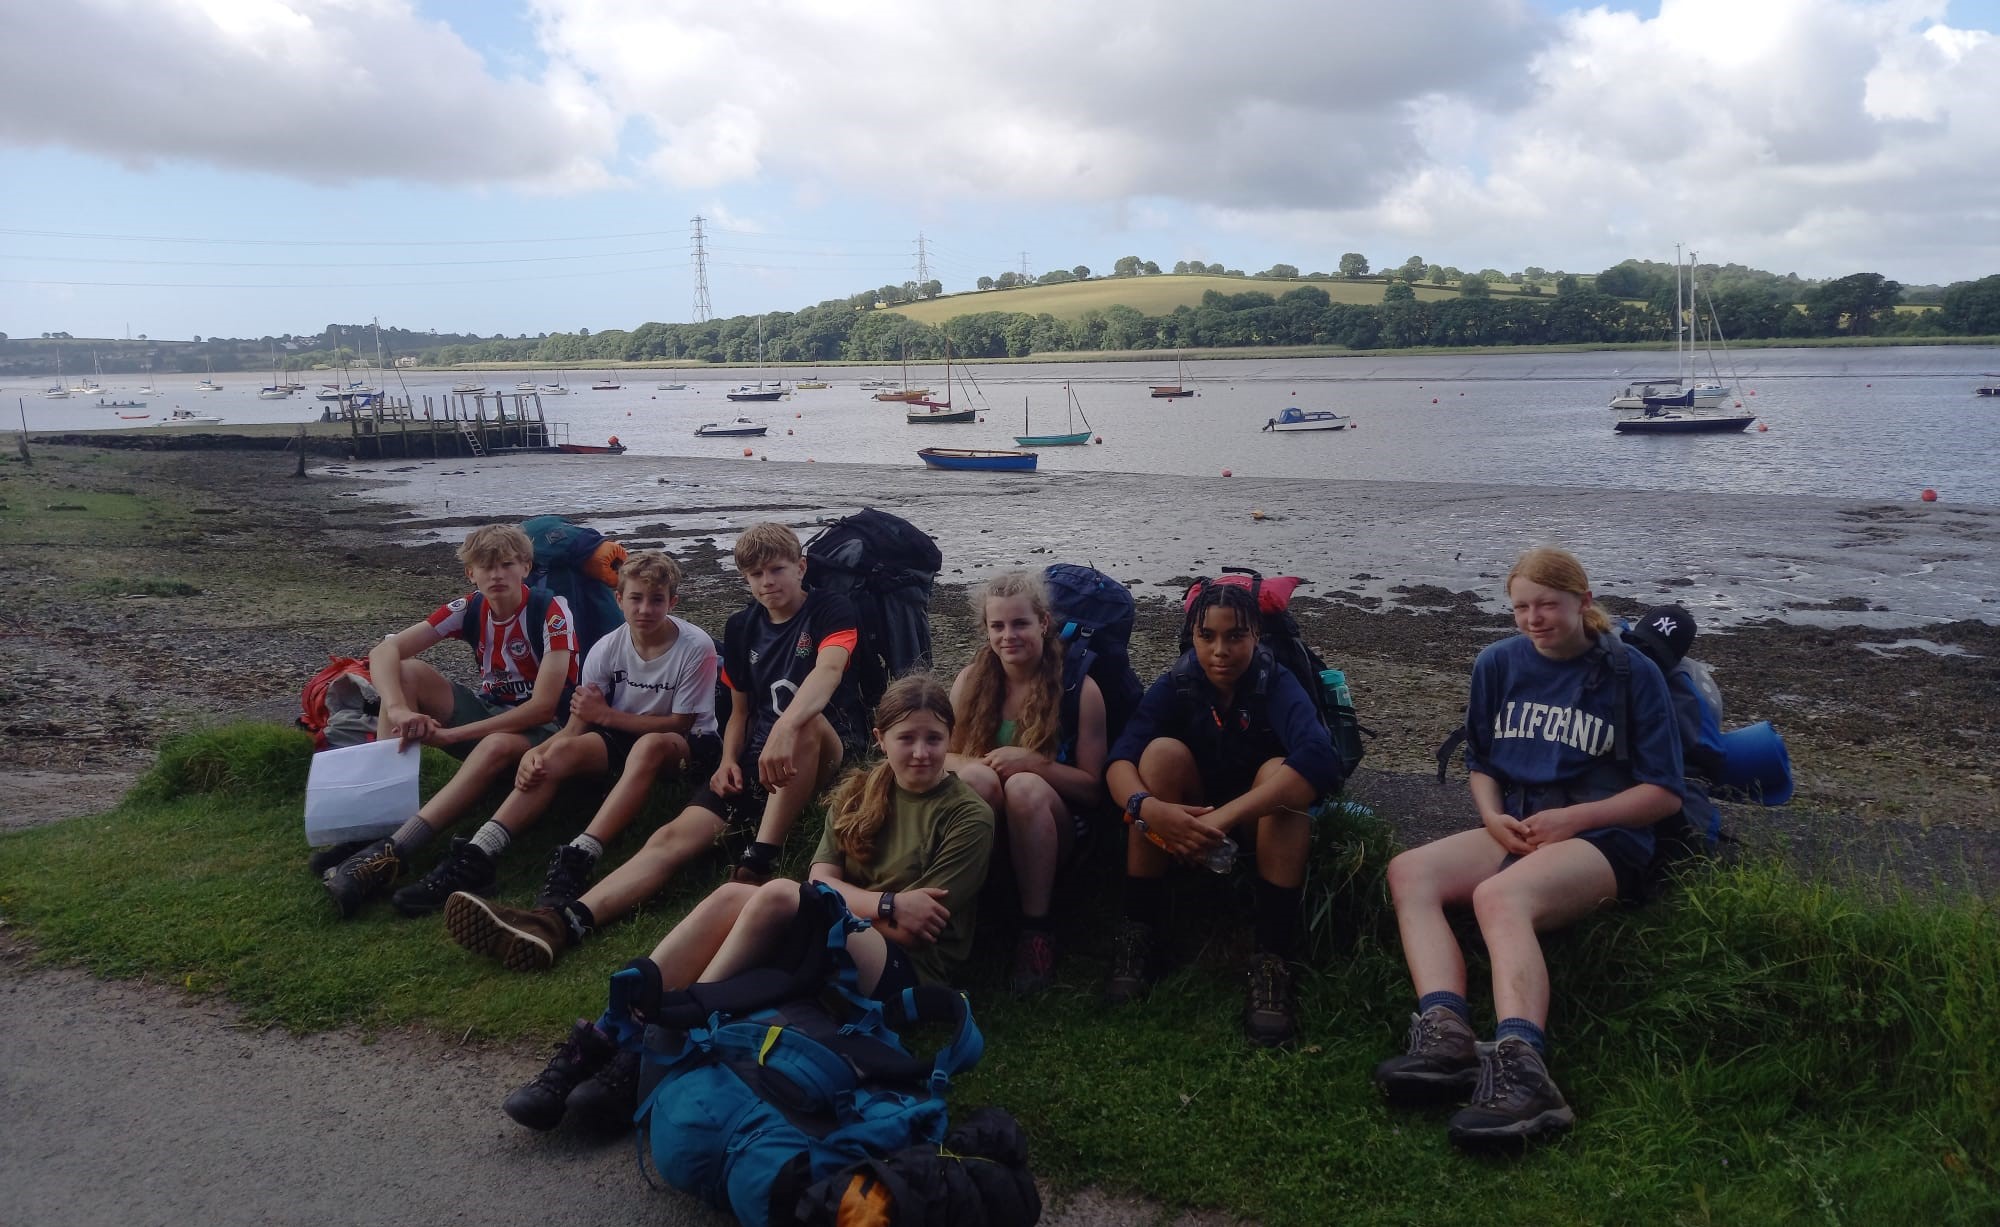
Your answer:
[1674,244,1686,384]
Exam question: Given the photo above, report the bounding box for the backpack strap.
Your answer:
[889,985,984,1094]
[456,592,484,646]
[1434,727,1468,784]
[1055,647,1088,766]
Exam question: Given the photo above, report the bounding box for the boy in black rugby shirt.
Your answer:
[447,521,864,970]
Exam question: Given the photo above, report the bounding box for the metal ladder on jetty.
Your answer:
[459,424,486,457]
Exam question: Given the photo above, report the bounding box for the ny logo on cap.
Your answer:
[1650,615,1681,636]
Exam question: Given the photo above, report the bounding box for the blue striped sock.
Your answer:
[1418,991,1471,1025]
[1496,1017,1547,1055]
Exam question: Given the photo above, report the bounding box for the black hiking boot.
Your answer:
[1373,1005,1481,1105]
[308,838,372,878]
[444,893,573,972]
[391,838,497,917]
[1447,1037,1576,1149]
[533,844,597,910]
[1243,953,1298,1048]
[323,838,401,919]
[1101,920,1157,1006]
[503,1019,617,1131]
[565,1049,642,1131]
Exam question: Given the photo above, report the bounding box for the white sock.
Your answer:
[470,821,512,859]
[391,815,436,855]
[569,833,605,862]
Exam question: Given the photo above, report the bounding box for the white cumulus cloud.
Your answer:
[0,0,618,188]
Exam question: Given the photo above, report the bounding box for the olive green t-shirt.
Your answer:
[810,773,995,986]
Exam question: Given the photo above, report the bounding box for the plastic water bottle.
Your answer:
[1204,837,1239,874]
[1320,668,1353,709]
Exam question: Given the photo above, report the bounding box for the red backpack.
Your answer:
[298,656,377,750]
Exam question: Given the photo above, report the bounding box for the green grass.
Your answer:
[887,275,1476,326]
[81,576,203,598]
[2,724,1996,1224]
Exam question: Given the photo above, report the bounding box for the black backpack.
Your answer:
[1044,563,1146,755]
[1179,567,1368,782]
[804,509,943,711]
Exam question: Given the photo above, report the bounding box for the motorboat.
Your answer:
[694,417,769,437]
[1262,407,1350,432]
[1977,376,2000,396]
[1015,381,1095,447]
[100,399,147,409]
[159,408,225,425]
[1263,404,1352,433]
[793,379,829,390]
[657,382,688,391]
[918,447,1037,472]
[555,437,627,455]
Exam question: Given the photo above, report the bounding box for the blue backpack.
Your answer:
[520,514,626,661]
[601,883,984,1227]
[1044,563,1145,753]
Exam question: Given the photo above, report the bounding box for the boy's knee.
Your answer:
[631,732,688,768]
[647,811,717,854]
[1385,850,1429,903]
[1470,875,1528,926]
[466,734,526,766]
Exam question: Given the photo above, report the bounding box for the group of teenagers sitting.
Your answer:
[311,520,1704,1150]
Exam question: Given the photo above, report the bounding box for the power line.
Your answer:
[0,246,690,270]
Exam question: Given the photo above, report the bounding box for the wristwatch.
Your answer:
[877,891,896,922]
[1123,791,1151,825]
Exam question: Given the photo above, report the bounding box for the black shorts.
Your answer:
[588,726,724,779]
[1501,828,1659,906]
[684,774,770,832]
[868,938,922,1004]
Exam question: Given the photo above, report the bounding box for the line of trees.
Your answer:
[9,273,1998,379]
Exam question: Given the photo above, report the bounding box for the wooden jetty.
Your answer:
[336,390,575,460]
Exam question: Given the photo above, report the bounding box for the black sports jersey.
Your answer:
[719,588,862,747]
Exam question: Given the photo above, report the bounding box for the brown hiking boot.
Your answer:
[1447,1037,1576,1149]
[1373,1005,1481,1105]
[445,892,571,972]
[1242,953,1298,1048]
[323,838,401,919]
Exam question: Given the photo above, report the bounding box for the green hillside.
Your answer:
[888,274,1483,325]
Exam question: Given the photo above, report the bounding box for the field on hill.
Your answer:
[888,274,1479,325]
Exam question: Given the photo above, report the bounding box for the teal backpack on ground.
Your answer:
[598,883,985,1227]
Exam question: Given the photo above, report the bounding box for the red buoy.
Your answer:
[1757,422,1768,432]
[1222,468,1233,477]
[1921,488,1938,502]
[742,448,753,457]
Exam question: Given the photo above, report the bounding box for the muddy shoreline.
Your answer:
[2,444,1994,891]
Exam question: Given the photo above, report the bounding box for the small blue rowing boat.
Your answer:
[917,447,1038,472]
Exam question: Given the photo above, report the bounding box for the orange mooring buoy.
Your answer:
[1922,488,1938,501]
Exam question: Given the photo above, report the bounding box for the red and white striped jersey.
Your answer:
[426,586,579,707]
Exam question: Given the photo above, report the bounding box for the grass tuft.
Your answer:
[81,576,203,598]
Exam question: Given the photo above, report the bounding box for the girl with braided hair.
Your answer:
[1102,579,1342,1047]
[946,570,1108,996]
[500,674,994,1133]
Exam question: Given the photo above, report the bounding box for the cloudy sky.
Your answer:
[4,0,1998,341]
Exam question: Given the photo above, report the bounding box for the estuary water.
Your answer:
[14,345,2000,505]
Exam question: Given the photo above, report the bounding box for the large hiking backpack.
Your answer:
[1044,563,1145,754]
[298,655,377,751]
[517,514,628,660]
[602,883,991,1227]
[1179,567,1368,781]
[790,1106,1041,1227]
[804,509,943,711]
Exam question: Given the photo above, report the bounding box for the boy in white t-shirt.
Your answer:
[390,551,721,917]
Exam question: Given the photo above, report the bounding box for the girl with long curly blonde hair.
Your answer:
[945,570,1107,995]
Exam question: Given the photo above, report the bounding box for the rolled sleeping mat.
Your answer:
[1716,721,1794,806]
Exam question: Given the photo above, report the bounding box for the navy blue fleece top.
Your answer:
[1109,648,1343,797]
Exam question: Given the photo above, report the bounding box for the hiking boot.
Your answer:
[323,838,401,919]
[391,837,496,917]
[1101,920,1156,1006]
[534,844,597,910]
[444,892,571,972]
[565,1048,642,1131]
[1447,1037,1576,1149]
[308,838,371,878]
[1242,953,1298,1048]
[502,1019,616,1131]
[1009,930,1057,997]
[1372,1005,1481,1105]
[730,862,773,887]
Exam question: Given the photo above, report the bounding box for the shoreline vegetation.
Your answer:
[10,266,2000,379]
[1,444,1996,1224]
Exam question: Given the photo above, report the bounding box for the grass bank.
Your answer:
[2,724,1995,1225]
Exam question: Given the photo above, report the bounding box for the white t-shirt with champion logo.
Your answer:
[579,617,720,736]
